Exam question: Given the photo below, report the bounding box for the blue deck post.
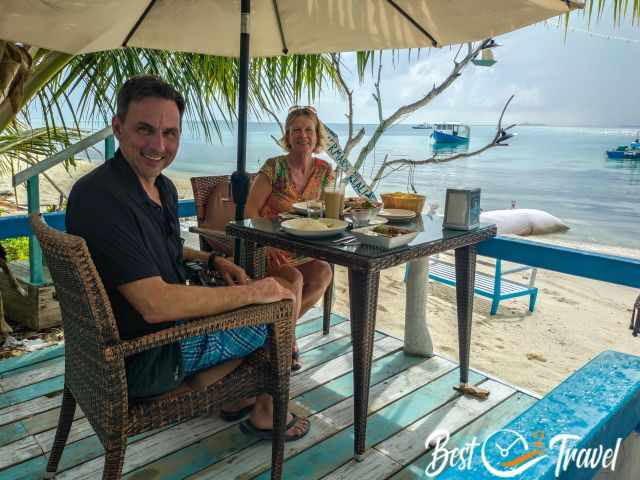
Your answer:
[104,134,115,160]
[26,176,44,285]
[490,259,502,315]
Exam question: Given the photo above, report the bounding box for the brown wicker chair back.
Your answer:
[30,214,128,445]
[190,174,257,252]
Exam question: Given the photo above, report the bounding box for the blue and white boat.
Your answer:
[431,122,471,144]
[606,133,640,159]
[606,146,640,159]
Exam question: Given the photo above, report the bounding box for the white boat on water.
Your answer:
[412,122,432,130]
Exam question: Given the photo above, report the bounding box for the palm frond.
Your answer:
[0,120,83,177]
[33,49,339,143]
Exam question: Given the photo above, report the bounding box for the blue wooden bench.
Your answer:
[437,350,640,479]
[405,256,538,315]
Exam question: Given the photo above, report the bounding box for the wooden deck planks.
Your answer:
[0,313,339,479]
[0,376,64,409]
[323,379,518,480]
[0,344,64,376]
[250,369,487,480]
[37,317,385,480]
[121,340,425,480]
[0,312,539,480]
[192,362,473,479]
[375,379,516,465]
[0,405,85,448]
[388,393,538,480]
[0,357,65,393]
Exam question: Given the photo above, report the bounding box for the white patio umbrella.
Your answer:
[1,0,583,219]
[1,0,583,55]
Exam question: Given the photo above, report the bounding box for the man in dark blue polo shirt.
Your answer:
[66,75,309,440]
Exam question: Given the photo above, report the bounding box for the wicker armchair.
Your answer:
[31,214,294,480]
[190,175,335,334]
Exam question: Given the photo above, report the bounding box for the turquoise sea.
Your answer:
[89,123,640,250]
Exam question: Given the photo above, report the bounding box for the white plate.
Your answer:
[292,201,324,215]
[280,218,348,238]
[351,225,418,249]
[378,208,417,221]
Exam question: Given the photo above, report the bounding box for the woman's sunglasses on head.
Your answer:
[288,105,317,114]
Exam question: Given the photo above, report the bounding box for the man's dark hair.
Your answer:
[116,75,185,122]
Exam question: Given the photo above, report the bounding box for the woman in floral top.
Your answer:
[246,106,334,370]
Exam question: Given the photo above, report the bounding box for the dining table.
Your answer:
[225,214,497,459]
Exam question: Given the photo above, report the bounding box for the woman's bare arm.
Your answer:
[245,173,272,219]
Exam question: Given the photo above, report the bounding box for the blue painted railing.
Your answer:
[1,208,638,289]
[10,128,116,284]
[477,237,640,289]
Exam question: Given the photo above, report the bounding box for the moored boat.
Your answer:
[606,133,640,159]
[431,122,470,144]
[606,146,640,159]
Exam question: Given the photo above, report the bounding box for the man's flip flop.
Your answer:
[239,413,310,441]
[220,404,254,422]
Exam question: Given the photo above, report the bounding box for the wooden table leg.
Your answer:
[455,245,477,385]
[348,268,380,460]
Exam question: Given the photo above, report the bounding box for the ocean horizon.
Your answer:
[83,122,639,250]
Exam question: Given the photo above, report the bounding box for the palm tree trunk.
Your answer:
[0,49,73,132]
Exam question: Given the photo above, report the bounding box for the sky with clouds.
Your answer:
[283,8,640,127]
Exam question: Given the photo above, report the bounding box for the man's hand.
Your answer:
[212,256,250,285]
[250,277,297,304]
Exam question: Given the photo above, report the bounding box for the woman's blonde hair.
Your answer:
[280,106,328,153]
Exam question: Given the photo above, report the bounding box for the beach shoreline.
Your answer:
[2,159,639,395]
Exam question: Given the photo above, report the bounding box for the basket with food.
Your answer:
[380,192,426,214]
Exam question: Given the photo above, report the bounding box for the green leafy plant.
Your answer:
[0,237,29,261]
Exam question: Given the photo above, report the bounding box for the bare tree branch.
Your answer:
[370,95,516,189]
[373,62,384,124]
[330,54,364,158]
[352,38,493,173]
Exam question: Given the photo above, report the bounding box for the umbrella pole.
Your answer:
[232,0,252,263]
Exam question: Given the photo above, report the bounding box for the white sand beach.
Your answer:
[2,160,639,396]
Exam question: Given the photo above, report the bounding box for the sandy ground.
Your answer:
[2,159,639,396]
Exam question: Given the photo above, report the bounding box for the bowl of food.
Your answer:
[380,192,426,214]
[343,197,383,226]
[351,224,418,249]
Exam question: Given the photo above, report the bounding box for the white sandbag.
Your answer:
[480,209,570,236]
